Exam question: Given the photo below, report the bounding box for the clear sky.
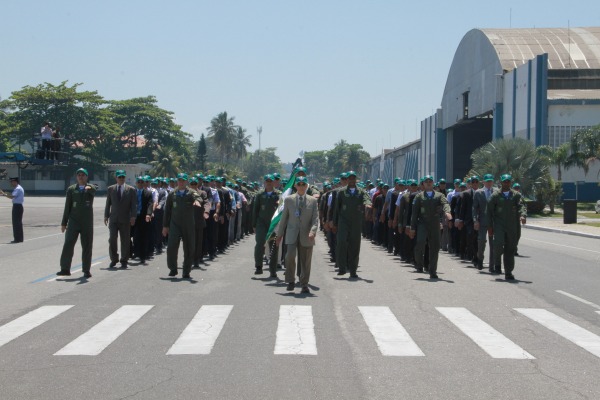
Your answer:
[2,0,599,164]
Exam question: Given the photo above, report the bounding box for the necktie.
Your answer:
[117,185,122,200]
[299,196,305,209]
[485,189,490,200]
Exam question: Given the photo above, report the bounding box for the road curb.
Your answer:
[523,224,600,239]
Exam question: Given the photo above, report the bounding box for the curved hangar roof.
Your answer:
[441,27,600,129]
[482,27,600,70]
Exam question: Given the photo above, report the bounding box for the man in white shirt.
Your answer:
[1,177,25,243]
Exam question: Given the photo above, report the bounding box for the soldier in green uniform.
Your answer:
[486,174,527,280]
[512,182,523,256]
[252,174,280,276]
[57,168,96,278]
[162,173,203,279]
[408,175,452,279]
[332,170,371,278]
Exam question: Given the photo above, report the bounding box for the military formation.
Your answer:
[56,166,527,283]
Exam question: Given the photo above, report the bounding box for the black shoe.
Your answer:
[477,262,483,270]
[301,286,310,294]
[182,273,191,279]
[514,252,520,256]
[83,272,92,278]
[56,270,71,276]
[430,274,439,279]
[109,261,118,268]
[168,270,178,277]
[349,273,359,279]
[286,282,295,291]
[193,263,200,269]
[140,259,147,265]
[415,268,424,273]
[336,271,346,275]
[120,263,128,269]
[505,274,515,280]
[254,267,263,275]
[494,266,502,274]
[270,272,277,278]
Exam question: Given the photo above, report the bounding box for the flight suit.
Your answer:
[333,187,371,275]
[60,184,96,274]
[486,189,527,275]
[411,191,450,276]
[164,188,201,276]
[252,189,280,272]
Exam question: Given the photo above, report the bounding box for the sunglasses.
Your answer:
[296,182,307,186]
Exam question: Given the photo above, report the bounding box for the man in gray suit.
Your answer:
[472,173,495,271]
[104,170,137,269]
[276,176,319,294]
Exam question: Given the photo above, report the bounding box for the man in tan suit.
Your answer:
[276,176,319,293]
[104,170,137,269]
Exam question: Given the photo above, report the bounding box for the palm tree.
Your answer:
[149,145,181,177]
[207,112,236,164]
[469,138,550,197]
[567,126,600,177]
[232,126,252,160]
[537,143,571,181]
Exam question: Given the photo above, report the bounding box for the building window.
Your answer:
[21,170,36,180]
[547,125,592,148]
[462,92,469,119]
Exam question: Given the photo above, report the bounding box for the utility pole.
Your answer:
[257,126,262,152]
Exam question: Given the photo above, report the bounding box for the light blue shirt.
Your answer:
[11,184,24,205]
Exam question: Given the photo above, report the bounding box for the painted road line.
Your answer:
[521,238,600,254]
[274,305,317,355]
[167,305,233,355]
[47,262,102,282]
[556,290,600,310]
[0,306,74,348]
[55,305,153,356]
[358,306,424,356]
[437,307,534,359]
[31,255,110,283]
[516,308,600,358]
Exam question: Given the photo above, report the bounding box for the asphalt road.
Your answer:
[0,197,599,400]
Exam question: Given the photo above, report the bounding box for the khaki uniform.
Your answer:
[164,188,201,276]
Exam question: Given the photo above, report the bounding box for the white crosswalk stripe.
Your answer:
[54,305,153,356]
[515,308,600,358]
[167,305,233,355]
[4,304,600,360]
[274,305,317,355]
[0,305,73,348]
[358,306,424,356]
[437,307,534,359]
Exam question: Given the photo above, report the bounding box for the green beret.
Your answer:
[501,174,512,182]
[347,170,357,177]
[177,173,189,181]
[115,169,126,177]
[264,174,274,181]
[483,174,494,182]
[295,176,308,184]
[76,168,88,176]
[422,175,434,182]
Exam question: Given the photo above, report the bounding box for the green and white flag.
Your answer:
[265,172,296,241]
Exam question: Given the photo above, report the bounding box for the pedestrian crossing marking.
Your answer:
[358,306,424,356]
[556,290,600,311]
[0,306,73,348]
[274,305,317,355]
[515,308,600,358]
[167,305,233,355]
[54,305,153,356]
[437,307,534,359]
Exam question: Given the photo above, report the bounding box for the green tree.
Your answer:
[568,125,600,177]
[469,137,550,197]
[303,150,328,181]
[197,133,207,171]
[537,143,571,181]
[245,147,282,181]
[207,111,237,164]
[109,96,191,164]
[149,145,182,177]
[0,81,120,166]
[325,140,371,177]
[232,126,252,160]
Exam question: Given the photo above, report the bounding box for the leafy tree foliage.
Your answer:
[207,111,237,164]
[302,140,371,182]
[149,145,182,177]
[568,125,600,177]
[245,148,282,182]
[196,133,207,171]
[469,138,550,197]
